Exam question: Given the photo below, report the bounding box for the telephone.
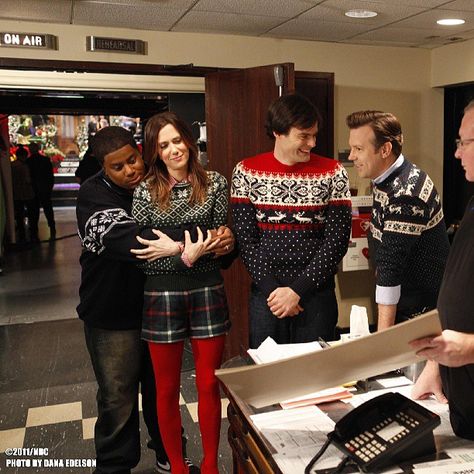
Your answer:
[328,392,440,472]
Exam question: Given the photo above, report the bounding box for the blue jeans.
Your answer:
[249,284,338,348]
[84,324,166,474]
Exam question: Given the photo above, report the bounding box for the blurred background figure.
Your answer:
[75,147,101,185]
[11,146,35,243]
[27,142,56,241]
[88,115,98,139]
[98,115,109,130]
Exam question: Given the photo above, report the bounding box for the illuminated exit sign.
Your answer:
[0,32,58,49]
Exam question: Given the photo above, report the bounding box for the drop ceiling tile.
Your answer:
[351,24,474,47]
[173,11,286,35]
[72,2,186,30]
[265,18,371,42]
[352,26,446,44]
[383,0,453,6]
[0,0,72,23]
[195,0,320,17]
[77,0,196,6]
[341,38,419,47]
[441,0,474,12]
[441,27,474,41]
[393,8,474,30]
[300,0,426,27]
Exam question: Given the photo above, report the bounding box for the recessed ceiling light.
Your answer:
[345,9,378,19]
[437,18,465,26]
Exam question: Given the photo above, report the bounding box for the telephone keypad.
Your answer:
[347,409,423,463]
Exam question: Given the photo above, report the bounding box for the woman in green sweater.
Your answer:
[132,112,231,474]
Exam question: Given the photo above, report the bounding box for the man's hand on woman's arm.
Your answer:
[130,229,181,261]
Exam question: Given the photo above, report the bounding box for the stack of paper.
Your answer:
[280,387,353,409]
[247,337,322,364]
[248,337,353,409]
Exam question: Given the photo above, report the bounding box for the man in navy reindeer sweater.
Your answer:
[346,110,449,331]
[231,94,352,348]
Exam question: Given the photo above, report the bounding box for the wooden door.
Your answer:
[295,71,334,158]
[205,64,295,359]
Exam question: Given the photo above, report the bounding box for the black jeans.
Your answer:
[84,324,166,474]
[249,284,338,348]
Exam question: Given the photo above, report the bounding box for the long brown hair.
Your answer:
[143,112,208,209]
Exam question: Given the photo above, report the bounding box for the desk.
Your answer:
[224,374,474,474]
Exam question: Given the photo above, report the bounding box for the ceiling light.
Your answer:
[345,9,378,19]
[437,18,465,26]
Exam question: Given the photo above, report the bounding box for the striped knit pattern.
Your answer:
[231,152,352,297]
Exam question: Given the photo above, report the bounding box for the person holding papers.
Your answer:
[346,111,449,330]
[410,101,474,441]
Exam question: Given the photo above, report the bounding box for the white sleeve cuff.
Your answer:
[376,285,401,305]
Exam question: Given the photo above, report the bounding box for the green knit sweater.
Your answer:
[132,171,228,291]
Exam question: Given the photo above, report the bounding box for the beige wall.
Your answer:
[431,38,474,87]
[2,20,471,328]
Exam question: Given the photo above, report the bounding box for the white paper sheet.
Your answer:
[217,311,441,408]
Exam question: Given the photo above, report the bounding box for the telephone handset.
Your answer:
[328,392,440,472]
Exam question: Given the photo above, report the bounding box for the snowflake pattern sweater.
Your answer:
[231,152,352,298]
[369,159,449,298]
[132,171,228,290]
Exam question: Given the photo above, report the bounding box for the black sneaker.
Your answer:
[155,457,171,474]
[184,458,200,474]
[156,457,198,474]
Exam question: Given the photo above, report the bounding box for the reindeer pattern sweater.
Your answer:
[231,152,352,298]
[369,158,449,297]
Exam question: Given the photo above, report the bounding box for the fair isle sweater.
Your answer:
[132,171,228,291]
[231,152,352,298]
[369,159,449,301]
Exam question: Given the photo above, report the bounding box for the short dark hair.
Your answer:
[16,145,28,160]
[91,126,138,164]
[28,142,40,154]
[346,110,403,157]
[265,93,322,139]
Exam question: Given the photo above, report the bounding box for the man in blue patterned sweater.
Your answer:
[231,94,352,348]
[346,110,450,330]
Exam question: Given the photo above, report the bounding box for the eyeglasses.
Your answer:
[455,138,474,149]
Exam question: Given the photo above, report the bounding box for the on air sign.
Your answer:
[0,32,58,49]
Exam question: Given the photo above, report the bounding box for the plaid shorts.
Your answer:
[142,283,231,343]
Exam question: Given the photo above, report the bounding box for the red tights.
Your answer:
[148,336,225,474]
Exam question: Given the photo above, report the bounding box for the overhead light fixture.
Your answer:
[437,18,465,26]
[345,9,378,19]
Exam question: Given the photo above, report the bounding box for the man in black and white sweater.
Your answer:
[77,126,233,474]
[346,110,449,330]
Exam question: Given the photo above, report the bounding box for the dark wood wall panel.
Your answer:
[295,71,335,158]
[206,64,295,359]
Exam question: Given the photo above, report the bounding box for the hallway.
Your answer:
[0,208,232,473]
